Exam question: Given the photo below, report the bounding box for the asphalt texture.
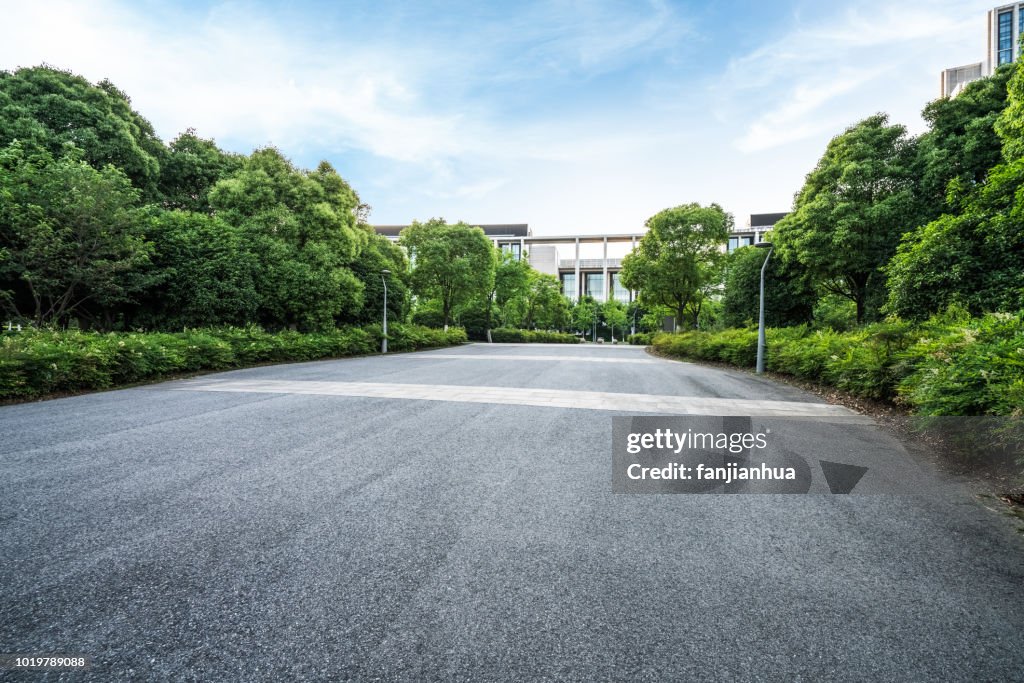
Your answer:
[1,343,1023,681]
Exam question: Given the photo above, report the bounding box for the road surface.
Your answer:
[2,343,1022,681]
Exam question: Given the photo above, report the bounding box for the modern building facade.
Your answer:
[727,213,786,253]
[374,224,640,303]
[940,4,1024,98]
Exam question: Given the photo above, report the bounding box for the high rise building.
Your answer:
[941,4,1024,98]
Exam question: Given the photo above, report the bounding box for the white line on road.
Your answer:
[171,379,871,421]
[416,354,657,364]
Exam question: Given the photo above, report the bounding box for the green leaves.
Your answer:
[620,202,731,329]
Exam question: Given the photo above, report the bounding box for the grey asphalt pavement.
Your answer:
[1,343,1023,681]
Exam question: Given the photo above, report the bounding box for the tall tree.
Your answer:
[158,129,243,213]
[209,149,367,330]
[0,142,151,327]
[721,246,815,328]
[0,66,165,198]
[773,114,921,324]
[601,299,628,341]
[620,203,731,329]
[400,219,496,329]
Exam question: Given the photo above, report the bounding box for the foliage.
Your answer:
[601,300,629,340]
[620,203,731,328]
[721,246,815,329]
[0,323,464,400]
[627,333,652,345]
[157,129,243,212]
[773,114,922,324]
[208,149,367,331]
[0,66,165,197]
[400,219,496,329]
[887,65,1024,320]
[490,328,579,343]
[0,142,152,327]
[652,311,1024,416]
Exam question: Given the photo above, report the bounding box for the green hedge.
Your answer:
[651,312,1024,416]
[0,323,466,401]
[490,328,580,344]
[628,333,652,345]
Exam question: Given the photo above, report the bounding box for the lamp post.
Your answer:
[381,269,390,354]
[755,242,772,374]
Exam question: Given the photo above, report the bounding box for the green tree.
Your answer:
[721,246,815,328]
[209,148,366,330]
[0,66,165,197]
[0,142,151,327]
[773,114,921,324]
[344,230,411,326]
[158,129,243,212]
[400,219,496,329]
[620,203,731,329]
[522,271,567,330]
[571,295,598,339]
[601,299,628,340]
[129,209,260,329]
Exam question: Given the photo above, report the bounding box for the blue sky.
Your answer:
[0,0,992,234]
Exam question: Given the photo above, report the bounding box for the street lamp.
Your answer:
[381,269,390,354]
[755,241,772,374]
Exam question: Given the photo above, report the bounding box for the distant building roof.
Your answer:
[374,223,530,238]
[750,213,788,228]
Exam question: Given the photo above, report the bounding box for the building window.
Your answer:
[585,273,605,302]
[500,242,521,260]
[561,273,576,300]
[611,273,629,302]
[999,10,1013,65]
[1019,7,1024,53]
[728,237,739,253]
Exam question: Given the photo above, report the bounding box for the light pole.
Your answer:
[381,269,390,354]
[755,242,772,374]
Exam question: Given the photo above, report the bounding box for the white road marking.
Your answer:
[417,354,657,364]
[171,379,871,421]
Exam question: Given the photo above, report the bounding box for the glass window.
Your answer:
[999,10,1013,65]
[728,237,739,252]
[501,242,521,260]
[611,273,630,302]
[1019,8,1024,51]
[561,273,576,300]
[585,273,605,302]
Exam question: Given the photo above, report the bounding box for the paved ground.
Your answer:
[1,343,1022,681]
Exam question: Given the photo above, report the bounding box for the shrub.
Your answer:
[490,328,579,344]
[652,312,1024,416]
[0,323,465,401]
[628,333,652,345]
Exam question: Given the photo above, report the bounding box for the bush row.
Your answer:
[490,328,580,344]
[627,333,653,346]
[0,324,467,400]
[650,312,1024,416]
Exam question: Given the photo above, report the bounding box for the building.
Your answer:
[727,213,786,253]
[939,4,1024,98]
[373,224,640,303]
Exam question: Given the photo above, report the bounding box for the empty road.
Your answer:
[2,343,1022,681]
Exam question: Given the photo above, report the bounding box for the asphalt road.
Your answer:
[1,343,1022,681]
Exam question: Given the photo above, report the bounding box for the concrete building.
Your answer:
[374,224,640,303]
[939,4,1024,98]
[727,213,786,253]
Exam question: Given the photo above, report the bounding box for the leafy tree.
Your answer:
[521,271,567,330]
[0,142,151,327]
[158,129,243,212]
[129,209,259,329]
[492,252,532,328]
[915,64,1015,217]
[344,230,411,326]
[400,219,496,329]
[0,66,165,197]
[601,299,628,340]
[887,66,1024,319]
[620,203,731,329]
[209,149,366,330]
[721,246,815,328]
[571,295,598,339]
[773,114,921,324]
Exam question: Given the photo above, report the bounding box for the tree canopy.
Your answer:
[620,203,731,329]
